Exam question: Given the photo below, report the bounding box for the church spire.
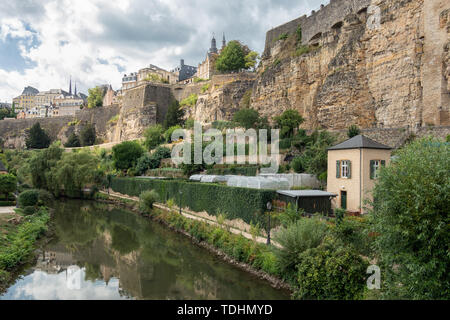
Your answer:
[209,33,217,54]
[222,33,226,49]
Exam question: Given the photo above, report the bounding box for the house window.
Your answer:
[336,160,352,179]
[370,160,386,179]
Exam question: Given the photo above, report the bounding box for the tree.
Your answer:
[245,51,259,70]
[0,174,17,200]
[64,133,81,148]
[26,123,51,149]
[144,124,164,150]
[48,151,99,198]
[0,108,9,120]
[112,141,144,171]
[29,143,63,190]
[274,110,304,139]
[87,87,104,108]
[295,241,369,300]
[369,138,450,299]
[233,108,260,130]
[347,125,361,138]
[165,125,182,143]
[163,100,185,129]
[216,40,246,72]
[80,124,96,147]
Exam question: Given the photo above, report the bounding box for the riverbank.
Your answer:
[96,192,293,294]
[0,207,51,293]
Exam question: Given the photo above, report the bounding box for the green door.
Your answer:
[341,191,347,210]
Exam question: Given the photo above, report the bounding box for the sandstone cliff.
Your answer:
[252,0,449,130]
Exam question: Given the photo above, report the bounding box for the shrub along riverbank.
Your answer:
[0,207,50,292]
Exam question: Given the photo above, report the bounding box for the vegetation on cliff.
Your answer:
[216,40,258,73]
[87,86,105,108]
[26,123,51,150]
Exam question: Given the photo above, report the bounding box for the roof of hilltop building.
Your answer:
[328,135,392,151]
[0,160,7,172]
[21,86,39,95]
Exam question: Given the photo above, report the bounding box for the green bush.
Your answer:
[0,173,17,200]
[164,125,182,143]
[295,242,369,300]
[18,189,39,207]
[136,154,158,175]
[0,201,15,206]
[180,94,198,108]
[80,124,96,147]
[111,177,276,227]
[274,217,329,282]
[291,157,304,173]
[112,141,144,171]
[347,125,361,138]
[369,137,450,299]
[332,216,373,257]
[139,190,159,212]
[64,133,81,148]
[23,206,36,216]
[144,125,164,150]
[279,138,292,150]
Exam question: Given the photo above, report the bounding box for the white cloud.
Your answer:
[0,0,327,101]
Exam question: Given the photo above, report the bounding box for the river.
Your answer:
[1,200,289,300]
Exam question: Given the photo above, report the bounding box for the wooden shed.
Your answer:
[276,190,337,216]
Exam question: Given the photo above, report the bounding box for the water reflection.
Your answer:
[1,200,289,300]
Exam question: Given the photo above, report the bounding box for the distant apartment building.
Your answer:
[54,94,85,116]
[171,59,197,82]
[122,64,178,92]
[137,64,178,85]
[0,102,11,109]
[34,89,69,107]
[122,72,138,90]
[13,86,39,111]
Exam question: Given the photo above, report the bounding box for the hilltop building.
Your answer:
[327,135,392,214]
[122,65,178,92]
[196,34,226,80]
[13,86,39,111]
[171,59,197,82]
[103,85,117,107]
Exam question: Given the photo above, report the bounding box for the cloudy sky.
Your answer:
[0,0,327,101]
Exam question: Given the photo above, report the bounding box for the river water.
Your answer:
[1,200,289,300]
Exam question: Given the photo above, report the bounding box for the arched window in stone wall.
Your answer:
[309,32,322,45]
[331,21,343,30]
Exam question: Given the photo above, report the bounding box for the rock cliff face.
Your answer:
[178,74,256,124]
[252,0,449,130]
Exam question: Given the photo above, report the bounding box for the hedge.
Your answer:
[110,177,276,226]
[0,201,16,207]
[206,166,259,177]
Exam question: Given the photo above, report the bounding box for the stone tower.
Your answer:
[209,34,218,54]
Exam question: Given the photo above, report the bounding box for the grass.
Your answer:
[0,207,50,291]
